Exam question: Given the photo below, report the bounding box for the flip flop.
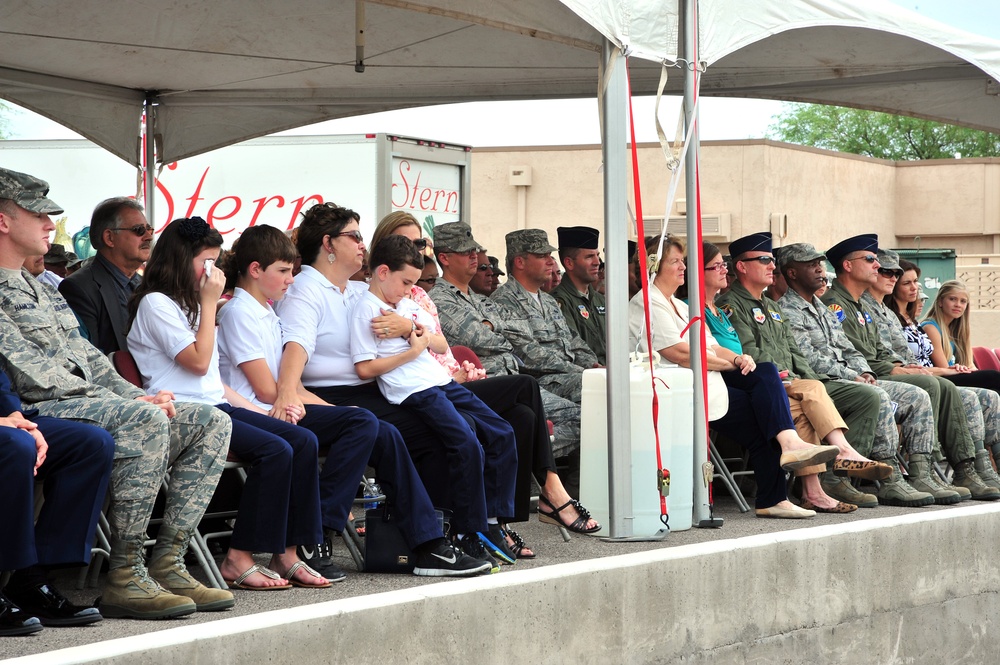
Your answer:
[281,561,332,589]
[224,564,292,590]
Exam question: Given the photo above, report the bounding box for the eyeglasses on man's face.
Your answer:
[740,256,775,266]
[110,223,154,237]
[849,254,878,264]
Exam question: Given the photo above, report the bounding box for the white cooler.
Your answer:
[579,365,694,534]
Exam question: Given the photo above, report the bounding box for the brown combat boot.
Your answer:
[148,526,235,611]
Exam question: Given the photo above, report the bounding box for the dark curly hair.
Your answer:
[128,217,223,329]
[296,202,360,265]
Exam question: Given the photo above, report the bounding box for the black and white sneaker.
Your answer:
[297,537,347,583]
[412,540,491,577]
[455,535,500,574]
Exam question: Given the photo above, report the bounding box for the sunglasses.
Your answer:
[335,230,364,243]
[740,256,775,266]
[849,254,878,264]
[878,268,902,278]
[412,238,428,250]
[417,277,437,285]
[477,264,492,272]
[110,224,154,237]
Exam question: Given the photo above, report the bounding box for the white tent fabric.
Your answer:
[0,0,997,165]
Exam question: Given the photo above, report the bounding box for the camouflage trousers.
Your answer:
[881,374,975,464]
[540,386,581,459]
[873,380,934,457]
[34,397,231,543]
[959,385,999,453]
[537,371,583,405]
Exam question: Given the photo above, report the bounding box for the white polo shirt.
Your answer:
[274,265,370,388]
[127,291,226,405]
[350,291,450,405]
[217,288,281,409]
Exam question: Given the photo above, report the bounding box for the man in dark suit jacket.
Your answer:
[59,197,153,354]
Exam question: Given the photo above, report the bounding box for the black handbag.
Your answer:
[363,505,446,574]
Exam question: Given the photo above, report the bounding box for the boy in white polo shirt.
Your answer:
[218,225,490,578]
[351,234,518,564]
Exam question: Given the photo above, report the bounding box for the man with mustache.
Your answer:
[60,197,153,354]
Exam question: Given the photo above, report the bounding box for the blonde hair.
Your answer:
[644,235,685,277]
[372,211,421,253]
[923,280,972,366]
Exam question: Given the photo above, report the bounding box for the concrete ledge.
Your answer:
[11,504,1000,665]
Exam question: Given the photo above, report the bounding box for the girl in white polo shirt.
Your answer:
[127,217,331,590]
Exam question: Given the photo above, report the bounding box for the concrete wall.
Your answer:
[21,505,1000,665]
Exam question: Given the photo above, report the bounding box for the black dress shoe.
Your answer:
[0,594,42,636]
[4,583,102,627]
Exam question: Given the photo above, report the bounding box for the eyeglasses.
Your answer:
[412,238,428,250]
[849,254,878,264]
[417,277,437,286]
[878,268,902,278]
[477,264,492,272]
[335,230,364,243]
[705,262,728,272]
[109,224,154,237]
[740,256,775,266]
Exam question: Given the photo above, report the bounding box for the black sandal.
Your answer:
[502,526,536,559]
[537,495,602,534]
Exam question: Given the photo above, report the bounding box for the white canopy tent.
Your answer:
[2,0,998,536]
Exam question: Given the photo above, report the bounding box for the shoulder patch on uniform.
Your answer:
[577,304,590,319]
[752,307,766,324]
[769,309,782,322]
[719,303,733,317]
[827,303,845,322]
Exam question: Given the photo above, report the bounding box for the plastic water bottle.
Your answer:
[363,478,381,510]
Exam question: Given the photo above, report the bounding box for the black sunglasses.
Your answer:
[850,254,878,264]
[878,268,902,278]
[109,223,154,237]
[477,264,492,272]
[740,256,775,266]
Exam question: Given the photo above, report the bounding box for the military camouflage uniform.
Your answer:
[716,281,881,457]
[0,269,231,545]
[490,276,599,403]
[864,291,998,455]
[429,279,581,457]
[822,279,974,464]
[550,279,607,365]
[778,287,932,457]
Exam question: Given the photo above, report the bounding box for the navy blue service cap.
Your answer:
[728,232,773,258]
[826,234,879,267]
[556,226,600,250]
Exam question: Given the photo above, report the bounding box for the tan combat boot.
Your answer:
[952,459,1000,501]
[906,453,962,505]
[974,449,1000,491]
[99,539,197,619]
[148,526,235,612]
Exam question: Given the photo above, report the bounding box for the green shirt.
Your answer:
[820,279,898,377]
[550,279,607,365]
[716,280,822,380]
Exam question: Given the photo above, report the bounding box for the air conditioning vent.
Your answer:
[642,214,732,241]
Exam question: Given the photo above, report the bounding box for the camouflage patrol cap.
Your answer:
[876,248,901,271]
[776,243,826,271]
[488,255,505,276]
[506,229,556,257]
[0,167,64,214]
[434,222,483,254]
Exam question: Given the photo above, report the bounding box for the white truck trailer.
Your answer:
[0,133,472,251]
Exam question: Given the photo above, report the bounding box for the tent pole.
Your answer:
[144,93,156,226]
[601,38,633,539]
[681,0,719,528]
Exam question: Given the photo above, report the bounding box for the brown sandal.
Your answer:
[799,499,857,514]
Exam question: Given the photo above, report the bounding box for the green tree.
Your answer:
[767,103,1000,160]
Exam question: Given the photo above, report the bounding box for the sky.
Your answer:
[2,0,997,147]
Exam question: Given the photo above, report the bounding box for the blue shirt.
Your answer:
[705,305,743,355]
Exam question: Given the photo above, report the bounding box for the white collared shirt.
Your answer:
[127,292,225,405]
[274,265,370,387]
[217,287,281,409]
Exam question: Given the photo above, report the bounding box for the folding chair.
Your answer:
[708,431,752,512]
[974,347,1000,371]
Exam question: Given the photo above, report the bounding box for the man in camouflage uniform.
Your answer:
[864,248,1000,497]
[820,234,997,501]
[0,167,233,620]
[428,222,581,458]
[778,239,948,506]
[716,232,888,510]
[490,229,601,404]
[550,226,607,365]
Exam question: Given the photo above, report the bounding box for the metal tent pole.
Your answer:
[143,93,156,226]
